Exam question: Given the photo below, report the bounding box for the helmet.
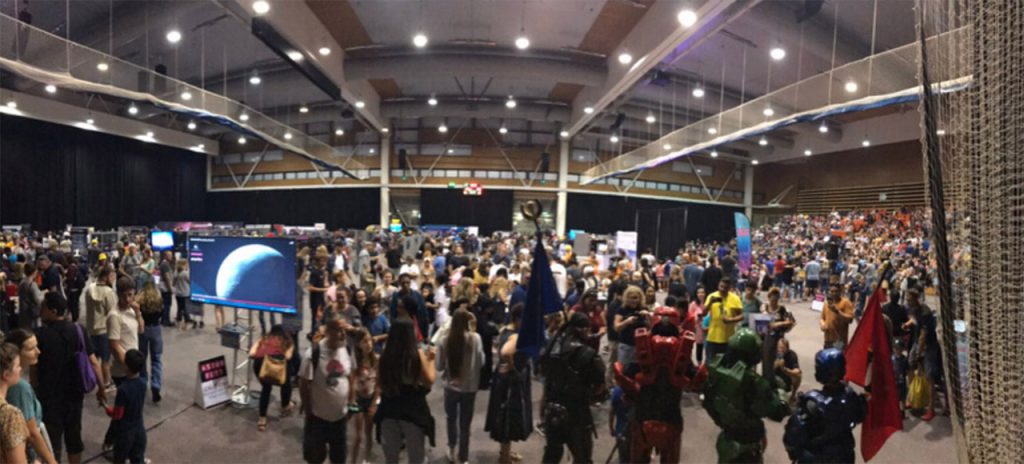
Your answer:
[814,348,846,385]
[727,328,762,366]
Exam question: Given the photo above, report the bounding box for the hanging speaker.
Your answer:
[610,112,626,131]
[540,152,550,173]
[398,149,408,170]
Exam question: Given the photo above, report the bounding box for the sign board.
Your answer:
[314,223,326,231]
[194,356,230,409]
[615,231,638,267]
[467,226,480,237]
[749,313,773,337]
[573,233,592,257]
[810,294,826,312]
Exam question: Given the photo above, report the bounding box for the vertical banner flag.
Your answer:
[516,238,564,358]
[734,213,752,275]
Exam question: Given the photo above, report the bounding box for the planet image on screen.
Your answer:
[215,244,289,304]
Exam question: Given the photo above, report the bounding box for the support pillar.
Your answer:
[380,137,390,230]
[743,164,754,220]
[556,138,570,236]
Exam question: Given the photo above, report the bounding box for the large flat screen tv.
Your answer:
[188,236,297,314]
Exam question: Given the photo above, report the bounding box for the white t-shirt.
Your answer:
[400,264,420,290]
[299,340,352,422]
[550,262,568,298]
[107,307,139,378]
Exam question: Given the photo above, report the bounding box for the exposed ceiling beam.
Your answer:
[344,54,606,88]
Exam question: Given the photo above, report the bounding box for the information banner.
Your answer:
[194,356,230,409]
[734,213,752,275]
[615,231,638,267]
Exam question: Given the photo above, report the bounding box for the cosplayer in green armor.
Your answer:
[702,328,791,463]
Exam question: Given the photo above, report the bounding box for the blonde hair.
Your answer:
[622,285,645,308]
[452,278,477,305]
[137,281,163,314]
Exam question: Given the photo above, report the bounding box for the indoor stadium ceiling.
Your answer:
[0,0,926,169]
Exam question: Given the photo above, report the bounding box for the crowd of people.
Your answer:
[0,206,946,463]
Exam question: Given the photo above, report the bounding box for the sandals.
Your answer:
[281,401,297,417]
[510,452,523,462]
[257,418,268,432]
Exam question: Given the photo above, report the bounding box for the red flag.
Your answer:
[844,287,902,461]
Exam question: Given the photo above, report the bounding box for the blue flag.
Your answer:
[734,212,752,275]
[516,239,563,358]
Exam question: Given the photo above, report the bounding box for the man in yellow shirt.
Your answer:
[704,278,745,362]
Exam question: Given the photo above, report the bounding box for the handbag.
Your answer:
[907,366,931,410]
[74,324,98,393]
[259,354,288,386]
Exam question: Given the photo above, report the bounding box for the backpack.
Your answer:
[73,324,98,393]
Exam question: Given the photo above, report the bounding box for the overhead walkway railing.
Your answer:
[579,27,970,185]
[0,13,368,180]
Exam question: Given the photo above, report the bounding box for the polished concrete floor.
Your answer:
[75,298,957,463]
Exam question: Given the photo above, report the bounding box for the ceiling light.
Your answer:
[427,97,438,106]
[752,159,759,165]
[447,148,455,154]
[499,126,508,134]
[505,96,517,109]
[283,132,292,140]
[708,127,718,135]
[187,121,197,130]
[44,84,56,94]
[318,47,331,56]
[515,36,530,50]
[369,148,376,154]
[128,105,138,115]
[844,81,858,93]
[96,62,109,72]
[252,0,270,15]
[355,101,365,109]
[238,136,246,144]
[145,131,154,138]
[610,135,619,143]
[560,131,570,138]
[335,128,344,136]
[769,47,785,61]
[249,74,261,85]
[618,53,633,65]
[239,112,250,122]
[677,9,698,27]
[86,118,94,125]
[412,33,428,48]
[862,139,871,147]
[818,122,829,133]
[762,107,775,117]
[936,129,946,136]
[583,106,594,114]
[663,143,672,150]
[646,114,656,124]
[5,101,16,109]
[381,127,389,133]
[692,86,705,98]
[758,136,768,146]
[166,29,182,44]
[438,124,448,133]
[181,90,192,101]
[299,105,309,113]
[287,51,304,61]
[710,150,719,158]
[804,149,813,156]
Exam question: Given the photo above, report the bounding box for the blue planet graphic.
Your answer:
[215,244,290,305]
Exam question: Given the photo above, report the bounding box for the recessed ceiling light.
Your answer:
[752,159,759,165]
[845,81,858,93]
[252,0,270,15]
[770,47,785,61]
[97,62,109,72]
[44,84,56,94]
[758,136,768,146]
[128,105,138,115]
[862,139,871,147]
[187,121,197,130]
[239,112,250,122]
[166,29,182,44]
[369,148,376,154]
[238,136,246,144]
[499,126,508,134]
[710,150,719,158]
[610,135,619,143]
[560,131,570,138]
[583,106,594,114]
[287,51,304,61]
[284,132,292,140]
[663,143,672,150]
[413,33,428,48]
[355,101,365,109]
[428,97,438,106]
[818,122,828,133]
[515,36,530,50]
[318,47,331,56]
[447,148,455,154]
[181,90,192,101]
[438,124,448,133]
[249,74,261,85]
[506,96,517,109]
[335,128,344,136]
[692,87,705,98]
[381,128,389,133]
[708,127,718,135]
[299,105,309,113]
[86,118,95,125]
[804,149,813,156]
[936,129,946,136]
[763,107,775,117]
[646,114,656,124]
[5,101,16,109]
[618,53,633,65]
[678,9,698,27]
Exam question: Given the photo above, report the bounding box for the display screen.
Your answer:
[150,231,175,251]
[188,236,297,314]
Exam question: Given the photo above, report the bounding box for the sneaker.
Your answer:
[102,443,114,456]
[922,409,935,422]
[447,446,456,463]
[152,389,162,404]
[535,422,546,437]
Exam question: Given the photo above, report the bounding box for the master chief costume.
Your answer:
[783,348,866,463]
[702,328,791,463]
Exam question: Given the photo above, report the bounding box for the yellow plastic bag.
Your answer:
[907,367,932,410]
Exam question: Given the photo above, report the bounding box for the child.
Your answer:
[364,298,390,353]
[349,329,379,464]
[609,385,630,464]
[106,349,147,464]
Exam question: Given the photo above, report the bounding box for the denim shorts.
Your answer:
[91,334,111,361]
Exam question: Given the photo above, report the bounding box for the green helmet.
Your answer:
[728,328,763,366]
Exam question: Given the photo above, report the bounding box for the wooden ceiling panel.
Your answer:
[306,0,402,99]
[369,79,403,99]
[548,83,585,103]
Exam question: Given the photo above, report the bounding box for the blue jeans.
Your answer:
[617,343,637,369]
[444,389,477,462]
[139,326,163,391]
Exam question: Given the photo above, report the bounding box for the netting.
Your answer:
[917,0,1024,462]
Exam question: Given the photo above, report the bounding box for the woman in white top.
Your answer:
[435,310,484,464]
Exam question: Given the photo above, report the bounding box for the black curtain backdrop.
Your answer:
[566,193,740,245]
[0,116,208,231]
[207,189,379,229]
[420,188,513,234]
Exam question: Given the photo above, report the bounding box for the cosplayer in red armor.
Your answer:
[615,307,707,463]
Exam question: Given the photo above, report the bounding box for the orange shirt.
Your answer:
[821,298,855,344]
